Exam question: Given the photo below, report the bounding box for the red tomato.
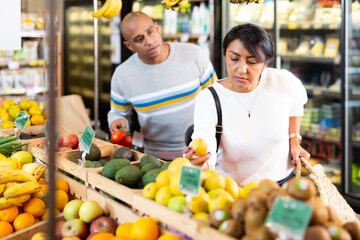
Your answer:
[123,135,132,148]
[111,130,127,145]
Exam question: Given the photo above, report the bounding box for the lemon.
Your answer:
[188,188,209,213]
[143,183,158,200]
[155,186,173,206]
[19,100,31,110]
[207,188,227,199]
[1,120,14,129]
[238,187,244,198]
[208,191,234,212]
[0,159,21,170]
[225,177,240,199]
[0,153,7,161]
[31,232,49,240]
[243,182,259,199]
[0,107,7,117]
[169,171,184,196]
[204,174,226,192]
[190,138,208,156]
[10,151,33,166]
[193,212,208,220]
[201,171,213,186]
[156,170,170,189]
[167,157,191,178]
[3,100,16,110]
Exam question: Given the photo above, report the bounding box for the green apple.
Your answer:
[79,200,103,223]
[167,195,187,213]
[63,199,84,220]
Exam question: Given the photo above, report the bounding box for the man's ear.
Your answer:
[124,41,134,52]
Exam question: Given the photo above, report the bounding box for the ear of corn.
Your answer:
[4,182,42,198]
[0,194,31,210]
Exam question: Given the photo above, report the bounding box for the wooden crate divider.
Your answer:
[0,125,45,136]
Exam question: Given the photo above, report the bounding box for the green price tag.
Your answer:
[265,197,313,239]
[178,165,201,196]
[13,111,31,130]
[79,125,95,154]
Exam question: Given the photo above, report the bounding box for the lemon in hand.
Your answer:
[190,138,208,156]
[10,151,33,166]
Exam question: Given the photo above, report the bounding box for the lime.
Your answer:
[143,182,158,200]
[10,151,33,166]
[167,195,187,213]
[155,186,173,206]
[156,170,169,189]
[190,138,208,156]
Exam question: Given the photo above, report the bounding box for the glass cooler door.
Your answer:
[344,0,360,202]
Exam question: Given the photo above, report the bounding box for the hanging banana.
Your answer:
[91,0,122,19]
[229,0,261,4]
[162,0,189,11]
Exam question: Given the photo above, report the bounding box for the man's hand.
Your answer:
[110,118,128,134]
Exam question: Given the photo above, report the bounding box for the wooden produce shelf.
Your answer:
[0,125,45,136]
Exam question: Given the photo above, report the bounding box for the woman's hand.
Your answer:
[183,146,211,170]
[289,138,310,166]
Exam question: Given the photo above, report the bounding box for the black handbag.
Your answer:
[185,86,223,152]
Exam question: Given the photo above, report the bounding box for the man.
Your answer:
[108,12,217,160]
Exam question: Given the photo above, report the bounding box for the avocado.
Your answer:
[85,160,95,168]
[141,168,162,186]
[115,165,142,188]
[92,161,102,168]
[161,161,171,170]
[102,158,130,180]
[114,147,135,161]
[140,162,160,176]
[80,144,101,161]
[99,159,108,166]
[140,155,161,168]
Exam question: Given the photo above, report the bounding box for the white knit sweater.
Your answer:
[192,68,308,187]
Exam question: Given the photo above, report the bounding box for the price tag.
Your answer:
[79,125,95,154]
[13,111,31,130]
[265,197,313,240]
[178,165,201,196]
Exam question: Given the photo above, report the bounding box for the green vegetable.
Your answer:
[0,134,29,157]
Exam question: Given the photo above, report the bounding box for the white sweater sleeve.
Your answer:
[192,89,218,170]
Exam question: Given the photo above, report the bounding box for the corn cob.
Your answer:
[0,194,31,210]
[0,169,35,184]
[32,165,47,182]
[4,182,42,198]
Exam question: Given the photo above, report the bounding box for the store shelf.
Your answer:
[280,54,340,64]
[301,129,360,148]
[279,22,340,30]
[0,59,45,68]
[20,30,46,38]
[163,33,204,40]
[305,85,360,100]
[0,86,48,96]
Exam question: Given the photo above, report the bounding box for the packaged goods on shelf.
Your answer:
[324,38,340,57]
[1,69,14,89]
[23,41,39,61]
[288,0,315,22]
[309,37,325,56]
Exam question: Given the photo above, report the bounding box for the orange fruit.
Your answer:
[55,179,69,193]
[41,208,60,221]
[25,118,31,127]
[3,100,16,110]
[0,206,19,223]
[109,237,130,240]
[130,217,159,240]
[116,222,133,237]
[29,106,42,116]
[34,218,41,223]
[28,101,38,108]
[30,115,44,125]
[157,234,182,240]
[23,198,46,218]
[55,190,68,211]
[19,100,31,110]
[13,212,35,231]
[1,113,10,121]
[91,233,115,240]
[0,221,13,237]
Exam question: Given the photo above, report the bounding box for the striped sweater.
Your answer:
[108,42,217,159]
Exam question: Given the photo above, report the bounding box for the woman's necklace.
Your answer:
[230,81,260,118]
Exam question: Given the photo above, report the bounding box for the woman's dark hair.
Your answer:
[222,23,273,63]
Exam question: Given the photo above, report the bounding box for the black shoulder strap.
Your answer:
[208,86,222,152]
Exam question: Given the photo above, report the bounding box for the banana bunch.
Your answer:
[162,0,188,11]
[0,167,42,210]
[229,0,263,4]
[91,0,122,19]
[22,162,47,181]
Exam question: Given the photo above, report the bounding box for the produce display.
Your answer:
[0,99,46,129]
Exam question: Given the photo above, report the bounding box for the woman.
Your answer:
[184,23,310,186]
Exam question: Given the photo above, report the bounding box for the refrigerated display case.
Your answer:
[63,1,113,130]
[343,0,360,209]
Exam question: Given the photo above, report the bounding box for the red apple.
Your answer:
[60,134,79,148]
[56,220,66,240]
[61,219,88,240]
[90,216,117,234]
